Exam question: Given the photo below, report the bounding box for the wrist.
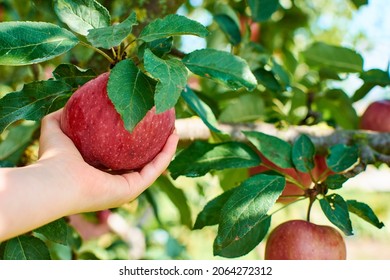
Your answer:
[0,162,78,241]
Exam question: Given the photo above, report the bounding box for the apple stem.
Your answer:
[79,41,116,65]
[306,191,316,222]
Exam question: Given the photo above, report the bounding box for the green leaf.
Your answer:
[219,94,265,123]
[143,49,188,113]
[287,87,308,125]
[248,0,279,22]
[347,200,384,229]
[292,134,315,173]
[243,131,293,169]
[144,189,163,225]
[107,59,155,132]
[214,216,271,258]
[350,0,368,8]
[53,63,96,88]
[33,218,69,245]
[352,69,390,101]
[351,83,376,103]
[0,80,72,133]
[270,57,290,87]
[139,14,209,42]
[253,68,283,92]
[87,12,138,49]
[181,86,221,133]
[53,0,111,36]
[360,69,390,86]
[302,42,363,73]
[319,68,342,81]
[214,174,284,257]
[183,49,257,91]
[138,37,173,58]
[214,3,241,45]
[326,144,359,173]
[156,176,192,228]
[217,168,249,191]
[317,89,359,129]
[0,21,79,66]
[168,141,261,179]
[193,188,236,230]
[4,236,51,260]
[0,122,39,164]
[320,194,353,236]
[214,14,241,45]
[11,0,32,18]
[323,174,349,190]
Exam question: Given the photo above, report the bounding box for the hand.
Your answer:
[0,109,179,241]
[38,109,179,214]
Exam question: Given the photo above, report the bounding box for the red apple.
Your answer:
[239,16,261,42]
[60,72,175,171]
[264,220,346,260]
[360,100,390,132]
[249,153,330,203]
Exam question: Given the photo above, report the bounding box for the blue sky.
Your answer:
[350,0,390,70]
[338,0,390,110]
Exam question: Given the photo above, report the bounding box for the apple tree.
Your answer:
[0,0,389,259]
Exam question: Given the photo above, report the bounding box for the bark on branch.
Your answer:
[175,117,390,166]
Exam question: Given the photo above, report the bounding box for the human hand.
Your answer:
[38,109,179,215]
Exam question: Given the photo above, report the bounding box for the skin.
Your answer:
[0,109,179,242]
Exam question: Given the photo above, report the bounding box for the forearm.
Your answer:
[0,162,76,242]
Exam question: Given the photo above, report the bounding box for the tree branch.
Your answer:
[175,117,390,165]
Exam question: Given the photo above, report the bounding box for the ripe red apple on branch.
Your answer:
[248,153,330,203]
[360,100,390,132]
[264,220,347,260]
[60,72,175,171]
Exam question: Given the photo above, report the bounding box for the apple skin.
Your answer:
[264,220,347,260]
[249,153,330,203]
[239,16,261,42]
[60,72,175,171]
[360,100,390,132]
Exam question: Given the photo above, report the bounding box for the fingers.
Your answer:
[40,109,63,137]
[121,131,179,199]
[38,109,80,159]
[39,110,62,158]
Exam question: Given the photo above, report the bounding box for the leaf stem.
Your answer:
[269,197,307,217]
[262,162,307,190]
[111,47,117,59]
[120,39,137,58]
[79,41,115,65]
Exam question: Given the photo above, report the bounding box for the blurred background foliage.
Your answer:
[0,0,389,259]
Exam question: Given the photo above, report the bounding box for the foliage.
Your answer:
[0,0,389,259]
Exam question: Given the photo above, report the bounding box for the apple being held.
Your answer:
[60,72,175,171]
[264,220,347,260]
[360,100,390,132]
